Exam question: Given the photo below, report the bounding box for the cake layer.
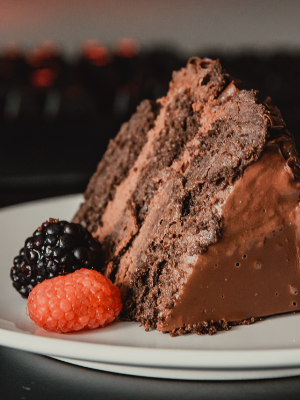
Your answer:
[74,57,300,334]
[75,99,161,234]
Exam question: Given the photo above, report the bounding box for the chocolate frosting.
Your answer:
[264,97,300,180]
[74,57,300,335]
[161,145,300,331]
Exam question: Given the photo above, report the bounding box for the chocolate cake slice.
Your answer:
[74,58,300,335]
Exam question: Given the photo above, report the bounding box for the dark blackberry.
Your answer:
[10,218,104,298]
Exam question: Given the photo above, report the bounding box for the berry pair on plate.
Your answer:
[10,219,122,333]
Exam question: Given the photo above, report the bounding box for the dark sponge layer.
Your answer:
[74,99,161,233]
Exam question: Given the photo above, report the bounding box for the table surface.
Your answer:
[2,345,300,400]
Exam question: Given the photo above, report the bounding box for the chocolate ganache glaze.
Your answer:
[74,58,300,335]
[162,144,300,332]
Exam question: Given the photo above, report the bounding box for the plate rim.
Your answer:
[2,326,300,370]
[2,195,300,374]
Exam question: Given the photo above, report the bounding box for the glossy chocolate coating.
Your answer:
[163,145,300,331]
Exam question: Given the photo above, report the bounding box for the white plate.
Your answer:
[2,195,300,380]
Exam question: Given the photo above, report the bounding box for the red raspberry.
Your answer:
[27,268,122,333]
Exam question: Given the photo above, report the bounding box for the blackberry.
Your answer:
[10,218,104,298]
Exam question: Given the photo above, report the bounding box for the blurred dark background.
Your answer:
[1,0,300,208]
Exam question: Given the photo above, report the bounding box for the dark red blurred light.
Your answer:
[31,68,57,87]
[26,41,60,67]
[82,40,111,66]
[115,38,140,58]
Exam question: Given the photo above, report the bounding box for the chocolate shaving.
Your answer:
[280,140,298,160]
[224,73,243,89]
[264,97,300,180]
[265,114,286,130]
[218,81,240,103]
[285,157,300,180]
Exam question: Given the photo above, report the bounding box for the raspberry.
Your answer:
[10,219,104,298]
[27,268,122,333]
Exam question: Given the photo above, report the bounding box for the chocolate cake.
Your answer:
[74,57,300,335]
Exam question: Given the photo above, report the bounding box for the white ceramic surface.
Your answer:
[52,357,300,381]
[1,195,300,380]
